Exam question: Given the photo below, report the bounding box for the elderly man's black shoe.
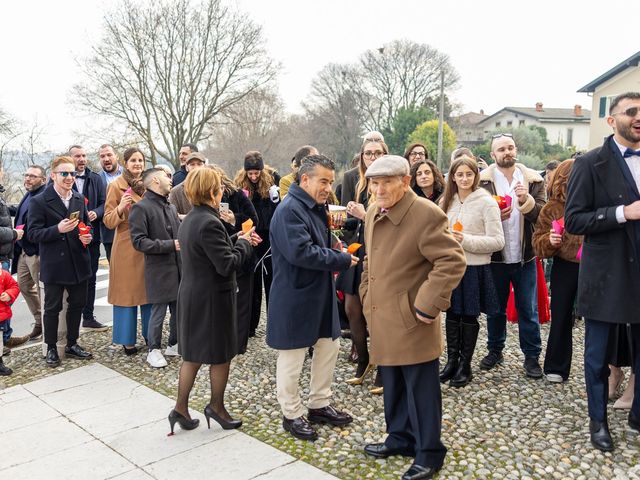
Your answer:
[282,415,318,441]
[307,405,353,426]
[629,411,640,432]
[46,348,61,367]
[65,344,93,360]
[402,463,438,480]
[364,442,414,459]
[590,420,614,452]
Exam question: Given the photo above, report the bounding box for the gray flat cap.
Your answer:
[365,155,410,178]
[186,152,207,164]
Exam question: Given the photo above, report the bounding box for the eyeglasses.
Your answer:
[23,173,43,179]
[53,171,77,178]
[491,133,513,139]
[363,150,385,159]
[612,106,640,117]
[409,151,426,158]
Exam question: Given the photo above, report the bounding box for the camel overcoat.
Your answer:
[360,189,466,366]
[103,175,147,306]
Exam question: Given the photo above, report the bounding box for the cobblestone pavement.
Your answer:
[2,316,640,479]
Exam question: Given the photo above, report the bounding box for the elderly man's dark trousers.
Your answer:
[380,358,446,469]
[584,319,640,422]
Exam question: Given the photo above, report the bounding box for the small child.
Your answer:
[0,268,21,376]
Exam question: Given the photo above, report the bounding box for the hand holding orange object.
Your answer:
[452,221,463,232]
[78,221,92,248]
[347,242,362,254]
[242,218,253,234]
[493,195,508,210]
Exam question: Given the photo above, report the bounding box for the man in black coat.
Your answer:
[69,145,108,331]
[565,91,640,452]
[28,156,94,368]
[129,168,181,368]
[171,143,198,187]
[267,155,357,441]
[12,165,47,339]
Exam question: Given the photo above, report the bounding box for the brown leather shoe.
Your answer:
[307,405,353,426]
[6,334,30,348]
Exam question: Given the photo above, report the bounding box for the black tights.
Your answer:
[345,293,368,364]
[174,360,233,421]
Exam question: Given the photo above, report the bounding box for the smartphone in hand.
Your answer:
[68,211,80,221]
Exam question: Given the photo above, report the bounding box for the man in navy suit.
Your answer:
[28,156,94,368]
[566,91,640,452]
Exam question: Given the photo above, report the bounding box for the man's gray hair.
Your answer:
[297,154,335,182]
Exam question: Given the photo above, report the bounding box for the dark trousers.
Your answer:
[82,242,101,320]
[43,281,88,349]
[104,242,113,262]
[585,319,640,422]
[250,240,272,335]
[543,258,579,379]
[381,359,447,468]
[237,272,253,353]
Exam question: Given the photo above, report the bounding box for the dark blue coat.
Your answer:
[266,183,352,350]
[27,184,92,285]
[12,184,46,273]
[73,167,106,243]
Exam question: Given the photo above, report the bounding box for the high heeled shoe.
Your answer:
[346,363,374,385]
[204,404,242,430]
[168,409,199,434]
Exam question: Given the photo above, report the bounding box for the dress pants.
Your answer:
[236,272,253,354]
[17,253,41,328]
[585,319,640,422]
[104,243,113,262]
[148,301,177,350]
[543,258,579,380]
[250,239,272,335]
[39,281,67,357]
[112,304,152,346]
[381,359,447,469]
[82,242,101,321]
[276,337,340,419]
[43,281,88,350]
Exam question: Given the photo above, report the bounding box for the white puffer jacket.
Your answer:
[445,188,505,266]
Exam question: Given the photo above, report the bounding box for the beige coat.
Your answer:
[103,175,147,306]
[360,189,466,366]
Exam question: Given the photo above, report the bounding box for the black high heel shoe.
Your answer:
[204,404,242,430]
[168,409,199,434]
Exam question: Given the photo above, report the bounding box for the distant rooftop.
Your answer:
[478,104,590,126]
[578,50,640,93]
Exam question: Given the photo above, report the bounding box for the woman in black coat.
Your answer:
[169,168,259,434]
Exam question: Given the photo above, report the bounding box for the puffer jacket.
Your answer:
[0,187,18,263]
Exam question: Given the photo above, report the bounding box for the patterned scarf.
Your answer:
[121,168,145,197]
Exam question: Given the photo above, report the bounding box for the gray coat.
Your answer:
[129,190,181,304]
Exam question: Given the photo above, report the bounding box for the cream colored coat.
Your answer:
[360,189,466,366]
[103,175,147,306]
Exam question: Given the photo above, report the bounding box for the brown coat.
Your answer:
[359,189,466,366]
[533,199,583,261]
[103,175,147,306]
[168,183,192,216]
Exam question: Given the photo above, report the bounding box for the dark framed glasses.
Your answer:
[54,171,77,178]
[612,106,640,118]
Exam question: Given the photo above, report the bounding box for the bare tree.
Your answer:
[73,0,278,168]
[0,106,20,172]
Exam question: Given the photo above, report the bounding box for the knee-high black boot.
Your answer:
[450,320,480,388]
[440,316,461,382]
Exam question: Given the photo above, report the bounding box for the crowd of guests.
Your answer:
[1,92,640,480]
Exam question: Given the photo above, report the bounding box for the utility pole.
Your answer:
[436,69,445,170]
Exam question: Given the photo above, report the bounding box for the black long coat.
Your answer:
[27,184,91,285]
[177,205,252,364]
[565,135,640,324]
[73,167,106,242]
[12,184,45,274]
[129,190,181,304]
[0,188,17,263]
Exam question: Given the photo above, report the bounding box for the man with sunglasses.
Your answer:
[565,91,640,452]
[478,133,546,379]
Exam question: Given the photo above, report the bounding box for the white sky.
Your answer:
[1,0,639,151]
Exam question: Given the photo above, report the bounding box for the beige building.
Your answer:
[450,111,488,146]
[578,50,640,149]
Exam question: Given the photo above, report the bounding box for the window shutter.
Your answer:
[599,97,607,118]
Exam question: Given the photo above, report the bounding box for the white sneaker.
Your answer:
[147,349,168,368]
[164,344,180,357]
[545,373,564,383]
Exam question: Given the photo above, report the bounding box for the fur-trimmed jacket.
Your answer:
[533,200,582,262]
[479,163,546,263]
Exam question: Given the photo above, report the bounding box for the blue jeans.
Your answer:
[0,318,12,344]
[1,260,9,272]
[486,260,541,358]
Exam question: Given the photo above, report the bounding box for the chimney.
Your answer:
[480,109,484,115]
[535,102,543,112]
[574,104,583,116]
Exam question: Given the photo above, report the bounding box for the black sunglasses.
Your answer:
[612,106,640,118]
[54,171,77,178]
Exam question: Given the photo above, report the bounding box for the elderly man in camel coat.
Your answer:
[359,155,466,480]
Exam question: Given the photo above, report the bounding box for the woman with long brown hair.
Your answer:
[409,158,445,204]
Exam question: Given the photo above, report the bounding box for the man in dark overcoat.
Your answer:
[28,156,94,368]
[565,91,640,452]
[267,154,357,441]
[129,168,181,368]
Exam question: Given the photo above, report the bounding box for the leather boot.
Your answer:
[450,321,480,388]
[439,317,461,383]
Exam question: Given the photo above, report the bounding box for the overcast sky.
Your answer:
[1,0,639,151]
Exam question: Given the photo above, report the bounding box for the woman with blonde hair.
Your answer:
[103,147,151,355]
[439,156,504,387]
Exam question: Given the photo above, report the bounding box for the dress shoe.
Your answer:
[282,415,318,441]
[168,409,199,434]
[402,463,438,480]
[308,405,353,426]
[613,396,633,410]
[6,334,30,348]
[204,404,242,430]
[0,357,12,376]
[589,420,614,452]
[29,324,42,340]
[64,344,93,360]
[479,350,503,370]
[46,347,61,368]
[82,316,108,331]
[524,357,543,379]
[364,442,414,459]
[629,412,640,432]
[123,345,138,356]
[369,386,384,395]
[346,363,374,385]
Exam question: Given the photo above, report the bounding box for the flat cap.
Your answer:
[186,152,207,164]
[365,154,409,178]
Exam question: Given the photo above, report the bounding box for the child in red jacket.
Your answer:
[0,269,21,375]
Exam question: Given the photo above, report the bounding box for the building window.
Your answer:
[507,121,513,127]
[567,128,573,147]
[519,120,525,127]
[599,97,607,118]
[495,122,501,128]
